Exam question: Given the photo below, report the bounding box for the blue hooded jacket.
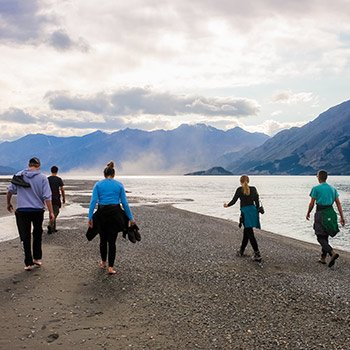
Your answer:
[7,169,52,210]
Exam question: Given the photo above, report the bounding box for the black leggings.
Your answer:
[96,205,127,267]
[98,209,121,267]
[99,230,118,267]
[241,227,259,253]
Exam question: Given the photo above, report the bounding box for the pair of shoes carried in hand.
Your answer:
[122,223,141,243]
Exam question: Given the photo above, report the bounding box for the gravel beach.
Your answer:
[0,179,349,349]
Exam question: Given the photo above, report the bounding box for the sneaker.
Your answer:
[252,251,262,262]
[236,249,244,257]
[318,256,326,264]
[328,253,339,268]
[11,175,31,188]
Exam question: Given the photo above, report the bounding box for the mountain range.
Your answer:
[1,99,349,175]
[0,124,268,174]
[228,99,350,175]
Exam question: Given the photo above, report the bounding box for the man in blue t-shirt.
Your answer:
[306,170,345,267]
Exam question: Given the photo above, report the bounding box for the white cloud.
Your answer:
[271,110,282,117]
[2,0,345,96]
[244,119,307,136]
[271,90,317,104]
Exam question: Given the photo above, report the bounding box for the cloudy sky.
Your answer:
[1,0,350,141]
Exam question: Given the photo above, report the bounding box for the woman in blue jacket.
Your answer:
[88,161,135,274]
[224,175,262,262]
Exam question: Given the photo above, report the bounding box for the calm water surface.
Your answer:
[1,175,349,251]
[120,175,350,252]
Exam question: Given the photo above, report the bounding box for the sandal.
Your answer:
[24,265,34,271]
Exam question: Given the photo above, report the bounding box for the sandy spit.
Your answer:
[0,179,349,349]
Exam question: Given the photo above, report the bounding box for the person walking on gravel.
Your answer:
[47,165,65,234]
[306,170,345,267]
[88,161,135,275]
[224,175,262,262]
[6,157,55,271]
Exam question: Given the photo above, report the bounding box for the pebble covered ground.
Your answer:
[0,180,349,349]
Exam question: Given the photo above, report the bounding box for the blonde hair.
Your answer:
[240,175,250,195]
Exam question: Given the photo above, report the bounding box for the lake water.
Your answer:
[1,175,349,252]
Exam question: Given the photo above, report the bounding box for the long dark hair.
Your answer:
[104,161,115,178]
